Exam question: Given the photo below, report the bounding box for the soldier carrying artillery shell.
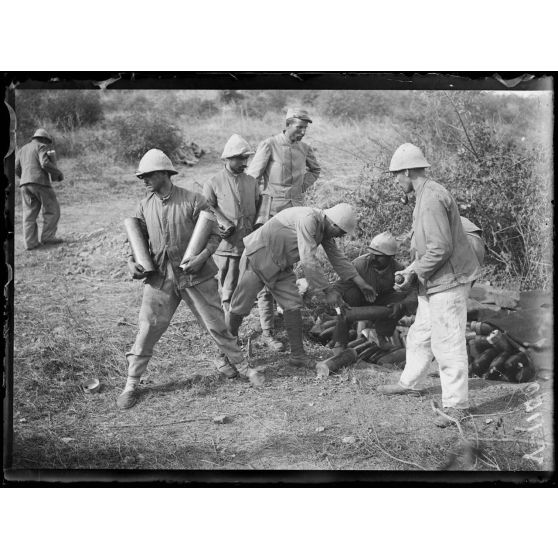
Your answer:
[117,149,263,410]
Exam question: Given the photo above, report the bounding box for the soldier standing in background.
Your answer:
[15,128,64,249]
[246,108,321,351]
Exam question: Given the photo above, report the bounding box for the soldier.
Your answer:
[461,216,485,266]
[335,232,418,341]
[117,149,263,410]
[376,144,479,427]
[202,136,259,310]
[15,128,64,249]
[246,108,321,351]
[227,203,377,368]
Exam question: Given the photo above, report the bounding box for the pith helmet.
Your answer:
[32,128,52,143]
[221,134,255,159]
[369,232,398,256]
[286,107,312,123]
[136,149,177,178]
[461,216,482,234]
[389,143,430,172]
[324,203,357,235]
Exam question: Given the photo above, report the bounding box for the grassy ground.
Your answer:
[10,115,554,475]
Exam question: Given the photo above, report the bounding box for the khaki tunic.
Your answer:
[247,132,321,215]
[16,139,63,186]
[203,168,259,256]
[242,206,357,292]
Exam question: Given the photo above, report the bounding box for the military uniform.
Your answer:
[203,167,259,308]
[336,254,418,336]
[15,137,63,248]
[230,206,358,316]
[126,184,246,381]
[246,109,321,331]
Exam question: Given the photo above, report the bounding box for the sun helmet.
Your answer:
[324,203,357,235]
[389,143,430,172]
[136,149,177,178]
[32,128,53,143]
[369,232,398,256]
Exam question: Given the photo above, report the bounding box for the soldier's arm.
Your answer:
[302,145,321,191]
[38,145,63,181]
[246,140,271,185]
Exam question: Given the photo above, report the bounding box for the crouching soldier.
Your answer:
[335,232,418,342]
[117,149,263,410]
[226,203,377,368]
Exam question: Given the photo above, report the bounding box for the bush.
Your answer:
[16,90,104,144]
[111,112,184,163]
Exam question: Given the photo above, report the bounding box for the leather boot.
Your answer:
[283,309,313,368]
[257,288,275,331]
[236,361,265,387]
[261,329,285,352]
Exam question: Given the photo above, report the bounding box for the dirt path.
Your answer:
[11,172,553,474]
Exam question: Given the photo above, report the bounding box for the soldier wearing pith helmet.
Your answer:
[117,148,264,410]
[203,134,260,317]
[376,143,479,428]
[246,107,322,351]
[227,203,376,369]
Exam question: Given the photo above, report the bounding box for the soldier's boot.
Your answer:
[284,309,314,368]
[116,354,150,410]
[261,329,285,352]
[216,353,238,379]
[236,361,265,387]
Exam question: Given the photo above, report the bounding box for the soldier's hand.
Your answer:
[218,223,236,239]
[181,252,207,274]
[394,270,416,292]
[325,289,348,311]
[360,283,377,304]
[128,260,148,280]
[353,275,377,303]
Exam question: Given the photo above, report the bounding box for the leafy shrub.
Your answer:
[110,112,184,162]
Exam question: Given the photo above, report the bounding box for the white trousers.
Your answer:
[399,283,471,409]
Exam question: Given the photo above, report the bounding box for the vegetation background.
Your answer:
[11,88,554,472]
[16,87,553,290]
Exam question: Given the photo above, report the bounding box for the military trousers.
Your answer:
[229,252,303,318]
[126,260,244,378]
[21,184,60,248]
[213,254,241,308]
[398,283,471,409]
